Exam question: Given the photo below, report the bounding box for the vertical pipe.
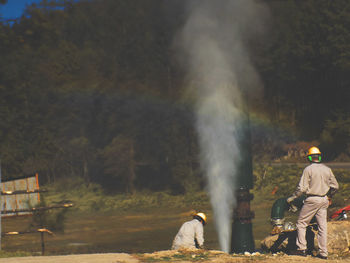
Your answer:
[231,114,255,253]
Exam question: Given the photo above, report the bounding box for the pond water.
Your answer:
[1,203,274,255]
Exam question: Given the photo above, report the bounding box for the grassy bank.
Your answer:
[43,164,350,212]
[43,177,210,213]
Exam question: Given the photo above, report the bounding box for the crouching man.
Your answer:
[172,212,206,250]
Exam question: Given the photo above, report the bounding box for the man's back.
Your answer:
[299,163,338,196]
[172,219,204,249]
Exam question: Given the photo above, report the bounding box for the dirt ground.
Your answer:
[0,250,350,263]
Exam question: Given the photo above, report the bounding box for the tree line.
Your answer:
[0,0,349,193]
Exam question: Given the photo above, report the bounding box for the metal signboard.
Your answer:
[1,174,40,217]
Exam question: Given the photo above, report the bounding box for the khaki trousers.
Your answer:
[296,196,329,256]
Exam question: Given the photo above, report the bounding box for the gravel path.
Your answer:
[0,251,350,263]
[0,253,140,263]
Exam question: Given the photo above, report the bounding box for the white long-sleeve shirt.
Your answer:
[292,163,339,198]
[171,219,204,249]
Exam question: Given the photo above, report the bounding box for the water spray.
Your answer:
[177,0,267,253]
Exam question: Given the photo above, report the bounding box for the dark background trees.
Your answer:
[0,0,349,192]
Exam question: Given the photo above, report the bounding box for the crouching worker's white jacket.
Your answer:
[171,219,204,249]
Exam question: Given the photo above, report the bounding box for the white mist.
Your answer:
[176,0,268,252]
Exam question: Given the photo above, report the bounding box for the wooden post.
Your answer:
[41,232,45,255]
[35,173,40,203]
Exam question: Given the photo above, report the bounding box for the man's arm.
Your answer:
[195,223,204,248]
[287,169,309,203]
[327,169,339,197]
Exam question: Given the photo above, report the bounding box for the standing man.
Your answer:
[287,147,339,259]
[172,212,206,250]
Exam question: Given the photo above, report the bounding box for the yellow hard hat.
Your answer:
[195,212,207,224]
[307,146,321,156]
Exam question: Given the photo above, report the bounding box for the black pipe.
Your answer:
[231,115,255,253]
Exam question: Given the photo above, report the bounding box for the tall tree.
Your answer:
[101,135,136,194]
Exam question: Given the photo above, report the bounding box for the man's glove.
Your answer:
[327,187,337,198]
[286,196,298,212]
[289,204,298,213]
[286,196,295,204]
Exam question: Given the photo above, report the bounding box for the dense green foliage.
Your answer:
[257,1,350,135]
[0,0,349,193]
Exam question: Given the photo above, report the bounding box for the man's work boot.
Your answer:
[289,250,307,257]
[315,254,327,260]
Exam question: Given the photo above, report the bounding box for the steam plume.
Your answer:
[177,0,268,252]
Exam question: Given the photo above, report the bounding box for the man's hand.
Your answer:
[328,196,332,206]
[286,196,295,204]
